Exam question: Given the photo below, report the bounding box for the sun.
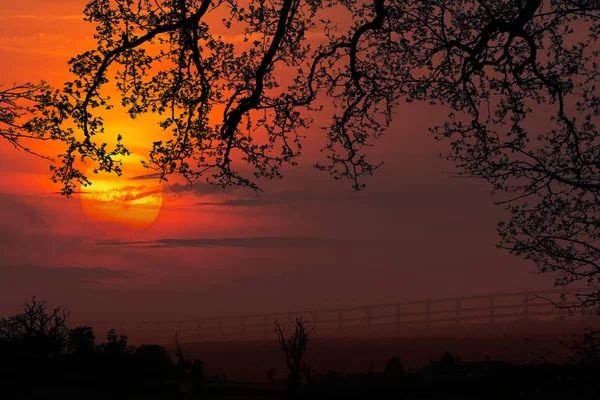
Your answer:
[80,169,163,237]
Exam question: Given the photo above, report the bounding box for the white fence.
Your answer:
[71,288,591,344]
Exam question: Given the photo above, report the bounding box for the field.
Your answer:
[169,331,577,383]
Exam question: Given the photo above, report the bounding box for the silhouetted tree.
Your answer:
[68,326,95,354]
[98,328,135,354]
[568,327,600,367]
[0,297,70,359]
[174,333,191,376]
[174,333,204,390]
[14,1,600,307]
[274,316,314,395]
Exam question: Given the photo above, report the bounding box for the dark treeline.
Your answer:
[0,298,204,397]
[1,298,600,399]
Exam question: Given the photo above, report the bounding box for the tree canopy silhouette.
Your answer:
[0,82,69,158]
[15,1,600,308]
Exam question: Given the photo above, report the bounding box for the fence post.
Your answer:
[264,315,270,339]
[523,291,530,320]
[425,299,431,329]
[489,295,495,325]
[558,306,567,320]
[396,303,401,334]
[456,298,461,327]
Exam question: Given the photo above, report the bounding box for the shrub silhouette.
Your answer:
[98,328,135,354]
[68,326,95,354]
[439,352,457,367]
[384,357,405,381]
[568,327,600,367]
[134,344,175,379]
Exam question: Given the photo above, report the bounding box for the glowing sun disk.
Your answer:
[80,173,163,235]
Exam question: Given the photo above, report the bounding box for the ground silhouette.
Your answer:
[2,297,600,398]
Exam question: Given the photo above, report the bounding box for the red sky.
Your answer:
[0,0,555,322]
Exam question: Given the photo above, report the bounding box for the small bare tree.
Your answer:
[174,333,191,370]
[0,297,70,358]
[174,333,204,390]
[274,316,314,394]
[568,327,600,367]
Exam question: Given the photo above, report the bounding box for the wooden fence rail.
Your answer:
[71,288,591,343]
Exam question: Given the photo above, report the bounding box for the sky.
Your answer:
[0,0,556,323]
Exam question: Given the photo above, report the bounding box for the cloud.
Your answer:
[83,184,163,203]
[164,181,237,198]
[99,236,354,249]
[122,179,220,198]
[0,15,84,21]
[192,190,337,207]
[194,198,277,207]
[0,265,137,286]
[128,173,163,181]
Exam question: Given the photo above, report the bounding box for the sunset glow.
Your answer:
[0,0,561,324]
[80,170,163,236]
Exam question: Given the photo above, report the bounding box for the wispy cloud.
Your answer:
[0,33,91,57]
[128,176,232,198]
[164,181,237,198]
[128,173,163,181]
[82,184,162,204]
[99,236,354,249]
[194,199,277,207]
[0,46,71,57]
[193,190,341,207]
[0,15,84,21]
[0,265,138,286]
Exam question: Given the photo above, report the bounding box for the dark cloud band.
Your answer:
[99,236,353,249]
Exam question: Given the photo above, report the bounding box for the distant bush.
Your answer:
[97,328,135,354]
[384,357,405,381]
[68,326,95,354]
[439,352,457,367]
[568,327,600,367]
[0,297,195,397]
[134,345,175,379]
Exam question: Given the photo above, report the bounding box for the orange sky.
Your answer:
[0,0,555,322]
